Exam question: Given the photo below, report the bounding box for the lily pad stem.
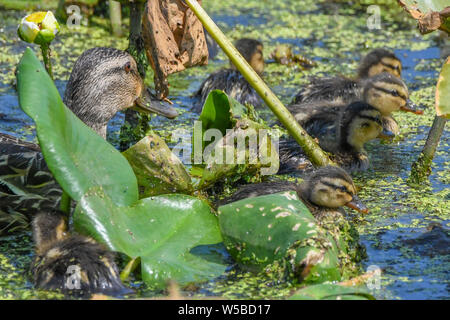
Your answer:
[40,43,54,81]
[40,42,71,214]
[184,0,333,167]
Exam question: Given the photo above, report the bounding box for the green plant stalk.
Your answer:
[40,43,71,214]
[184,0,333,167]
[120,257,141,282]
[119,0,150,151]
[409,115,447,184]
[40,43,54,81]
[109,0,123,37]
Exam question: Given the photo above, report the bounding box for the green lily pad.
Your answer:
[17,47,138,206]
[199,89,248,141]
[218,191,341,284]
[74,188,226,289]
[436,57,450,119]
[122,133,194,197]
[289,283,375,300]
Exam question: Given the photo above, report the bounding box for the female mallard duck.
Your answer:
[291,48,402,105]
[279,101,392,174]
[192,38,264,112]
[31,210,131,297]
[221,165,368,216]
[289,72,420,136]
[0,47,178,231]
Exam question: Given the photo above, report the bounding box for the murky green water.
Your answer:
[0,0,448,299]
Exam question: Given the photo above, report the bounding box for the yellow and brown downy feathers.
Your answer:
[279,101,390,173]
[291,48,402,105]
[31,210,131,297]
[192,38,265,112]
[221,165,368,216]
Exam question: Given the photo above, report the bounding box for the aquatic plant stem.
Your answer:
[40,44,54,81]
[184,0,333,167]
[409,115,447,184]
[109,0,123,37]
[120,257,140,282]
[119,0,150,151]
[40,43,72,214]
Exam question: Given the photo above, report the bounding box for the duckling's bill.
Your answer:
[134,88,178,119]
[401,99,424,115]
[345,194,369,214]
[378,127,395,140]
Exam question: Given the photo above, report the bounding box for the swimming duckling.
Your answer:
[279,101,392,173]
[289,72,421,136]
[192,38,264,112]
[221,165,368,216]
[291,48,402,105]
[0,47,178,233]
[31,210,130,297]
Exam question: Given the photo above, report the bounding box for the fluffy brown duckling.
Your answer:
[31,210,130,297]
[291,48,403,105]
[289,72,421,136]
[279,101,392,173]
[192,38,264,112]
[221,165,368,216]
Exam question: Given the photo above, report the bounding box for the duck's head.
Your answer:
[32,210,67,255]
[63,47,178,138]
[357,49,402,79]
[298,166,368,213]
[362,72,421,116]
[231,38,264,75]
[340,101,392,152]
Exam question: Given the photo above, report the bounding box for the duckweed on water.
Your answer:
[0,0,448,299]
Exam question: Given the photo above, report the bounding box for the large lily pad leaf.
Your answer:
[199,89,248,140]
[74,188,227,288]
[198,118,279,189]
[218,191,341,284]
[289,283,375,300]
[122,133,194,197]
[436,57,450,119]
[398,1,450,34]
[16,48,138,205]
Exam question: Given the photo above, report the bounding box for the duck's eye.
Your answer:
[124,62,132,73]
[390,90,399,97]
[361,122,370,128]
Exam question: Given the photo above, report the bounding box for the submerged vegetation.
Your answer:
[0,0,448,300]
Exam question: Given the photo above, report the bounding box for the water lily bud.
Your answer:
[18,11,60,45]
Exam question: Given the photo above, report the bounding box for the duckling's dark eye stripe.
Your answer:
[358,115,382,126]
[380,61,400,71]
[321,181,351,194]
[373,85,407,100]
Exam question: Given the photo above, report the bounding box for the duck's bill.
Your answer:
[345,195,369,214]
[400,99,424,115]
[134,88,178,119]
[378,128,395,140]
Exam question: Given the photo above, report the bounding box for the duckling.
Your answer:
[289,72,421,136]
[0,47,178,232]
[31,210,131,297]
[192,38,264,112]
[221,166,368,216]
[291,48,402,105]
[279,101,392,173]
